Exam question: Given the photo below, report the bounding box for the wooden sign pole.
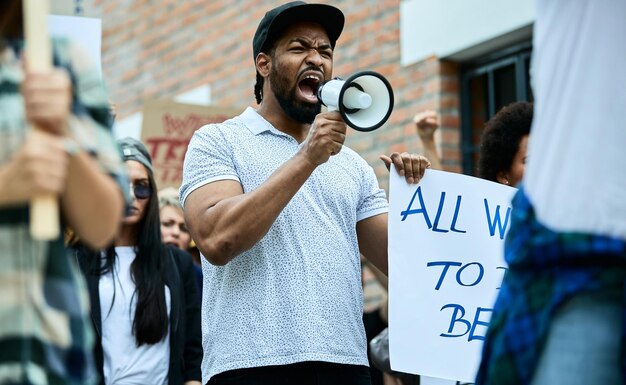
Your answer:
[23,0,60,240]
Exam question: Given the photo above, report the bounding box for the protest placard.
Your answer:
[48,15,101,76]
[141,99,240,189]
[388,169,517,382]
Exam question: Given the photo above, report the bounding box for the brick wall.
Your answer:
[94,0,463,190]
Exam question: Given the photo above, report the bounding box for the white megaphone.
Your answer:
[317,71,394,132]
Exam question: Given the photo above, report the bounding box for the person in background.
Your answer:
[361,255,389,385]
[476,1,626,384]
[159,186,203,299]
[414,110,443,171]
[414,102,532,184]
[478,102,532,187]
[159,187,192,250]
[74,138,202,385]
[180,2,430,384]
[0,1,128,384]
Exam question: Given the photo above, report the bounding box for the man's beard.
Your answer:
[270,64,321,124]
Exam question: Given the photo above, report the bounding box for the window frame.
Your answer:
[459,42,532,175]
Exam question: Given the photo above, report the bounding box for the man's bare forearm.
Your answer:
[187,152,317,265]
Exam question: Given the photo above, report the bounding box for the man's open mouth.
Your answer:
[297,71,323,103]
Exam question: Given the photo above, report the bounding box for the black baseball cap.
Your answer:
[252,1,345,63]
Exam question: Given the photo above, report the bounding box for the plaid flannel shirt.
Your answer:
[475,188,626,385]
[0,38,128,385]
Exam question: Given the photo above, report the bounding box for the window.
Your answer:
[460,42,532,175]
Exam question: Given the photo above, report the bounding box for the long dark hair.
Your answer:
[0,1,23,40]
[77,166,169,346]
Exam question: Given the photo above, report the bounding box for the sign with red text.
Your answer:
[388,169,517,382]
[141,99,240,189]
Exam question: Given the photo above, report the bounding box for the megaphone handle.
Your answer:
[327,105,337,112]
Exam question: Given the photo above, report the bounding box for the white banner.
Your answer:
[388,169,516,382]
[48,15,102,76]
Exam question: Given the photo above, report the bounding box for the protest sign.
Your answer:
[141,99,240,189]
[48,15,101,76]
[388,169,516,382]
[51,0,99,17]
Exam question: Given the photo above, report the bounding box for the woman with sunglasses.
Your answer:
[72,138,202,385]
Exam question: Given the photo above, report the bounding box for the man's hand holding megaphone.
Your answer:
[297,111,430,185]
[308,70,430,183]
[298,111,347,166]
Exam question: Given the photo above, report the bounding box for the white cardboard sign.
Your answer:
[48,15,102,76]
[388,169,516,382]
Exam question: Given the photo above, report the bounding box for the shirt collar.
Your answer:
[241,107,275,136]
[241,107,297,140]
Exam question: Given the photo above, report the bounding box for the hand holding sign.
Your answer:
[380,152,431,184]
[0,131,70,206]
[21,68,72,136]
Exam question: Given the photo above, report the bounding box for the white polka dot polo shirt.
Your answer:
[180,107,388,383]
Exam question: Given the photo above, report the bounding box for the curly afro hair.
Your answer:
[478,101,533,182]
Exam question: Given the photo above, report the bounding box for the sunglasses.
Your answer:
[131,184,152,200]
